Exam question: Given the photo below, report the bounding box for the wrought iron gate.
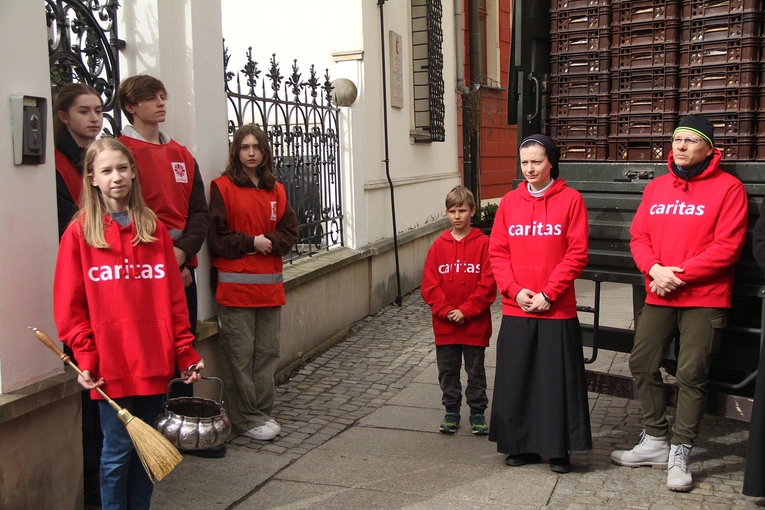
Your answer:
[46,0,123,136]
[224,43,344,262]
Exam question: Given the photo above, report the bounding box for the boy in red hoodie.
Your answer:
[421,186,497,435]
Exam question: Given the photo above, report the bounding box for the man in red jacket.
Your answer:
[610,115,748,492]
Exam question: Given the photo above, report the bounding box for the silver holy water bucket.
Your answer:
[155,376,231,450]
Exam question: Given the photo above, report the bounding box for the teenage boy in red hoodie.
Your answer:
[421,186,497,435]
[116,75,219,457]
[610,114,748,492]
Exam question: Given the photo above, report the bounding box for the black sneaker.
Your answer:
[505,453,542,466]
[439,412,460,433]
[550,454,571,473]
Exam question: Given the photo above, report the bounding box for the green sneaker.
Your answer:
[469,413,488,435]
[440,412,460,433]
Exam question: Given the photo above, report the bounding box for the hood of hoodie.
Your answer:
[103,215,141,279]
[121,124,172,145]
[516,178,568,202]
[667,148,722,194]
[438,225,485,244]
[514,178,569,228]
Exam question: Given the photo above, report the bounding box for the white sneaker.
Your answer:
[667,444,693,492]
[242,424,277,441]
[264,419,281,435]
[610,430,670,469]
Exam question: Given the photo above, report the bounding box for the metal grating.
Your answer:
[412,0,446,142]
[46,0,124,136]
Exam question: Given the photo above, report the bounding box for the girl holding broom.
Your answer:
[53,137,204,510]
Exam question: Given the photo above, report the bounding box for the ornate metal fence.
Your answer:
[45,0,123,136]
[224,43,344,262]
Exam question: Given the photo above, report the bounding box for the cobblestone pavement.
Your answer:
[213,289,761,509]
[228,291,437,457]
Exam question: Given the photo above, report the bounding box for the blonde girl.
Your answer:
[54,138,203,510]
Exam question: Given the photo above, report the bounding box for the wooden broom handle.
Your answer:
[30,327,70,362]
[29,327,117,408]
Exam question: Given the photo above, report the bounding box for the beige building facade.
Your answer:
[0,1,459,507]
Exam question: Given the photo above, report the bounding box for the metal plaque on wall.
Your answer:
[389,30,404,109]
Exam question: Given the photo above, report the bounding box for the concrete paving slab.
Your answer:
[314,426,501,464]
[386,382,494,410]
[485,345,497,368]
[151,448,295,508]
[386,382,443,409]
[576,281,635,330]
[237,479,542,510]
[412,364,439,384]
[235,479,429,510]
[402,498,540,510]
[411,363,497,387]
[276,449,557,507]
[395,469,556,508]
[360,403,495,434]
[584,347,618,374]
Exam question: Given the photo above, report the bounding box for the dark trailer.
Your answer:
[507,0,765,421]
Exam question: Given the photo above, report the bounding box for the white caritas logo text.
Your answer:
[649,200,705,216]
[438,260,481,274]
[88,260,166,282]
[507,222,562,236]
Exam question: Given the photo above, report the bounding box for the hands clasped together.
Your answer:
[446,309,466,324]
[515,288,552,314]
[648,263,686,297]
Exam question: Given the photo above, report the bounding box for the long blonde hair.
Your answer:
[76,138,157,248]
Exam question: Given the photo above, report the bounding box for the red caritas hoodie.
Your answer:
[421,227,497,346]
[630,149,748,308]
[489,179,588,319]
[54,216,201,399]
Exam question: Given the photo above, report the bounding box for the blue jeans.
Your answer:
[99,395,165,510]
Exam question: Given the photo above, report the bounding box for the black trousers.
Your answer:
[436,344,488,415]
[169,268,197,399]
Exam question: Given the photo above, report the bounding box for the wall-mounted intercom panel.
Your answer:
[10,95,47,165]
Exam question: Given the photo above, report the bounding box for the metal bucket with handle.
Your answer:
[155,376,231,450]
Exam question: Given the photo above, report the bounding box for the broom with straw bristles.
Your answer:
[30,327,182,482]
